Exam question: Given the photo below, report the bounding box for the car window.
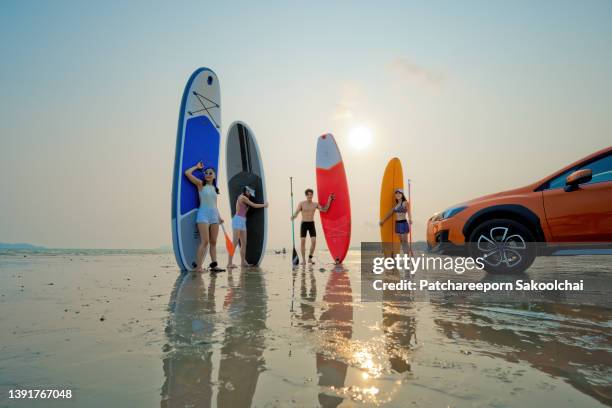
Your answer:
[545,153,612,190]
[547,169,574,190]
[587,154,612,184]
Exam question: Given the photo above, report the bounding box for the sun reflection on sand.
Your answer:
[353,349,384,379]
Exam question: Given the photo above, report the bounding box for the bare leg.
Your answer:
[309,237,316,263]
[300,237,306,264]
[399,233,409,255]
[209,224,219,265]
[239,230,249,266]
[196,223,210,272]
[227,229,240,268]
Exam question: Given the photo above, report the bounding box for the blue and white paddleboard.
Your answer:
[172,68,221,271]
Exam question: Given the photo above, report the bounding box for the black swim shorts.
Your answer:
[300,221,316,238]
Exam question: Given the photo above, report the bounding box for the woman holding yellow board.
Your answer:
[379,158,412,255]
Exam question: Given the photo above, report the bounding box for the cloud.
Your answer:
[333,103,354,120]
[387,58,444,85]
[333,81,362,120]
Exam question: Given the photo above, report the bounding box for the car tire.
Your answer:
[468,218,536,274]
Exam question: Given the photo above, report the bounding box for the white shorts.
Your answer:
[232,215,247,231]
[196,207,219,224]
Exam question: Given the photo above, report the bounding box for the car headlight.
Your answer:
[441,205,467,219]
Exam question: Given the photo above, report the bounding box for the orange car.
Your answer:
[427,146,612,273]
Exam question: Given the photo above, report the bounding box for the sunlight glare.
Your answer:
[348,125,373,150]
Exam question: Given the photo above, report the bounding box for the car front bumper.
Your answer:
[426,217,468,256]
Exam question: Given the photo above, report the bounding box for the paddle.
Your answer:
[290,177,300,266]
[407,178,414,257]
[220,224,235,257]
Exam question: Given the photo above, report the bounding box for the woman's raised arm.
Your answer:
[184,162,203,188]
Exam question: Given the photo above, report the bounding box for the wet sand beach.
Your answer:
[0,250,610,407]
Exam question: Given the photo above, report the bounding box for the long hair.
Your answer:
[203,167,220,194]
[395,191,407,204]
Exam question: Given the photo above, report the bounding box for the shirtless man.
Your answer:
[291,189,334,264]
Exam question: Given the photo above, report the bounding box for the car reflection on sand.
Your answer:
[434,300,612,406]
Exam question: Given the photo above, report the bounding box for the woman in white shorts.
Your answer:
[184,161,225,272]
[227,186,268,268]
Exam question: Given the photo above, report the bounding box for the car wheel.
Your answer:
[468,218,536,274]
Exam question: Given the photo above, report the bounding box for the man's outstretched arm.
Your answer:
[318,193,335,213]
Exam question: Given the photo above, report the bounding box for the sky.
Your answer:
[0,0,611,249]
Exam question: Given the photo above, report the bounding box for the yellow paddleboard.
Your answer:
[380,158,404,252]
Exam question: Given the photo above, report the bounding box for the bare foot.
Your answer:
[308,258,315,264]
[227,263,237,269]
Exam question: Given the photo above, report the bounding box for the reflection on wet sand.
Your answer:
[161,273,216,407]
[291,265,355,406]
[297,268,317,329]
[317,266,353,407]
[435,301,612,405]
[2,251,609,406]
[217,269,267,408]
[382,270,417,374]
[161,269,267,408]
[157,252,611,407]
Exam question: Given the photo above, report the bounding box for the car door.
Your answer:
[542,153,612,243]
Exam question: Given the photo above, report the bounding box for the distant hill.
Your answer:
[0,242,46,250]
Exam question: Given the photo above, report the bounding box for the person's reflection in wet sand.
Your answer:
[161,273,217,408]
[296,266,317,328]
[382,269,417,374]
[217,268,268,408]
[317,266,353,407]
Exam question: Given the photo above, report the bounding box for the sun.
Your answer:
[348,125,373,150]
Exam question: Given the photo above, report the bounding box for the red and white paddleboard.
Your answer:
[316,133,351,263]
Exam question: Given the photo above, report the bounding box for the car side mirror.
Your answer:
[564,169,592,192]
